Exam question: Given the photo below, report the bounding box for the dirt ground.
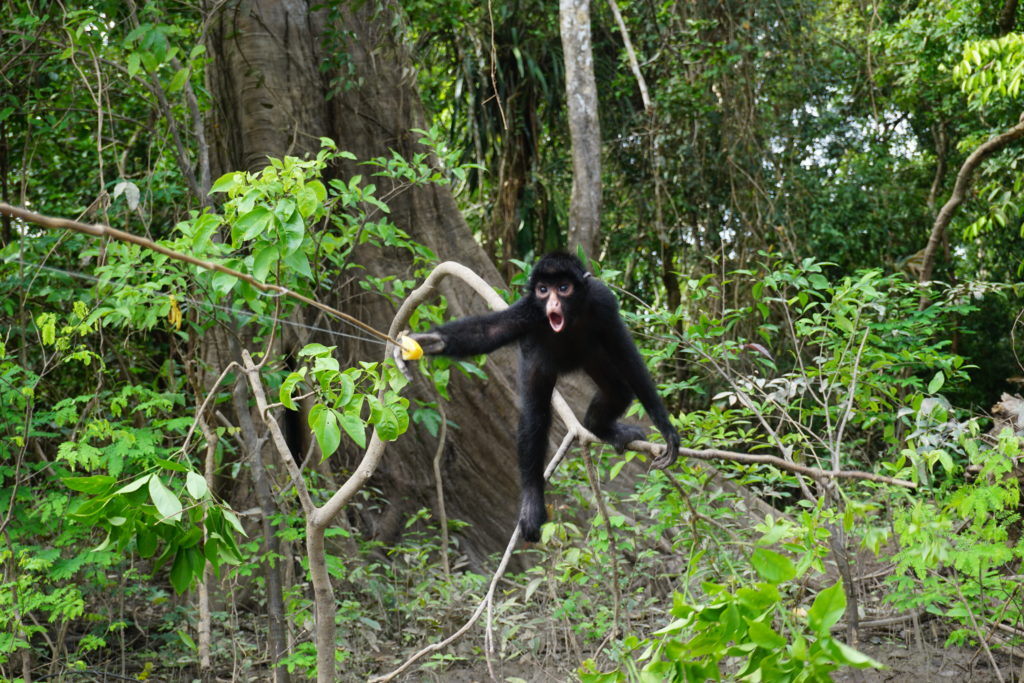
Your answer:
[834,630,1020,682]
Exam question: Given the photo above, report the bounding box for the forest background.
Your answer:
[4,0,1024,681]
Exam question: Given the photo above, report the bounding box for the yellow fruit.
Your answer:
[399,335,423,360]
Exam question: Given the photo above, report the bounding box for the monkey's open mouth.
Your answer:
[548,312,565,333]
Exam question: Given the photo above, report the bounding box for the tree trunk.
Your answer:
[203,0,535,565]
[560,0,601,258]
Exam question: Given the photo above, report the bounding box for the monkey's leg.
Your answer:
[517,370,555,542]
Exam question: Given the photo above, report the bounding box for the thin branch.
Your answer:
[581,444,622,638]
[919,115,1024,305]
[432,401,451,578]
[0,203,402,346]
[678,445,914,488]
[606,0,650,112]
[241,350,315,515]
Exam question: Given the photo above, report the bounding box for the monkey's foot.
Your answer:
[606,423,647,453]
[518,489,548,543]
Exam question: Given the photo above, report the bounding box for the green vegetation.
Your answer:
[3,0,1024,680]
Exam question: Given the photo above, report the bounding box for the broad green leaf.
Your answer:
[190,212,223,248]
[169,547,192,594]
[186,471,208,499]
[279,370,306,410]
[375,405,401,441]
[747,620,786,649]
[209,172,241,194]
[115,474,153,495]
[807,581,847,635]
[283,250,312,280]
[751,547,796,584]
[337,373,356,406]
[168,67,189,93]
[137,526,158,558]
[927,371,945,394]
[340,413,367,449]
[149,476,183,523]
[252,243,278,281]
[62,475,115,494]
[830,639,883,668]
[310,404,342,457]
[210,270,239,296]
[222,509,246,536]
[234,206,273,243]
[156,457,189,473]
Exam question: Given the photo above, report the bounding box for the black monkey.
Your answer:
[410,252,680,542]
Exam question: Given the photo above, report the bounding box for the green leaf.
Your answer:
[210,271,239,296]
[63,475,115,494]
[170,547,192,594]
[340,413,367,449]
[168,67,190,93]
[279,370,306,410]
[807,273,829,290]
[927,371,945,394]
[149,476,183,523]
[115,474,153,495]
[750,548,796,584]
[137,526,158,558]
[309,404,342,457]
[209,172,241,194]
[807,581,847,635]
[252,243,278,281]
[830,639,883,668]
[186,471,208,499]
[156,457,189,473]
[233,206,273,243]
[337,373,356,406]
[282,250,312,280]
[222,509,246,536]
[190,212,224,248]
[374,405,401,441]
[746,620,786,649]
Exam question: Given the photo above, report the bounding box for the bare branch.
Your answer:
[919,116,1024,305]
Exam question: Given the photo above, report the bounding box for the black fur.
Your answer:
[413,252,680,542]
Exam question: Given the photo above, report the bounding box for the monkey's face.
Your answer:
[535,280,575,333]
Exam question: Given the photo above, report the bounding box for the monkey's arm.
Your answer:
[607,322,680,468]
[411,298,537,358]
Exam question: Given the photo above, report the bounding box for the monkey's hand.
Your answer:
[408,331,446,355]
[393,331,444,379]
[652,429,680,470]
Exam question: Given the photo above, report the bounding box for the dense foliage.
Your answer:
[2,0,1024,681]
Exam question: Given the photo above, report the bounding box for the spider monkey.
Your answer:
[410,252,680,542]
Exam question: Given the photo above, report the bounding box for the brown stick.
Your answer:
[0,202,402,346]
[678,446,916,489]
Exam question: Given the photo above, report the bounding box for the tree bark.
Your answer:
[203,0,537,564]
[998,0,1019,35]
[560,0,601,258]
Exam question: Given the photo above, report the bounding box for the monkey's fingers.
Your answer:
[653,439,680,469]
[409,332,446,355]
[398,333,423,360]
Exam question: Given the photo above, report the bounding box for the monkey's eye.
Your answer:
[536,285,549,296]
[558,283,573,295]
